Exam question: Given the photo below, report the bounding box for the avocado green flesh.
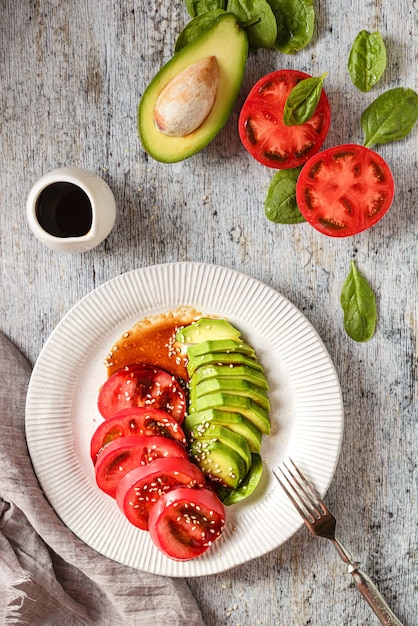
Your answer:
[138,14,248,163]
[184,409,262,453]
[180,316,270,501]
[175,317,241,344]
[187,339,255,358]
[189,423,252,472]
[191,377,270,411]
[189,438,247,488]
[190,364,269,389]
[218,453,263,505]
[192,392,271,435]
[187,351,264,376]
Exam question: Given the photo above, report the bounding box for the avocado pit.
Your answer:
[154,56,220,137]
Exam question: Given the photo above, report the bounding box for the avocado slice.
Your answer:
[184,409,262,453]
[187,338,255,358]
[218,453,264,505]
[190,363,269,390]
[138,14,249,163]
[191,377,270,411]
[191,392,271,434]
[187,351,264,377]
[189,423,252,472]
[189,437,248,488]
[175,317,242,345]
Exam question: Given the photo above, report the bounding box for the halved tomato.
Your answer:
[90,407,187,463]
[98,364,187,423]
[94,435,189,498]
[148,486,225,561]
[116,457,206,531]
[296,144,395,237]
[238,69,331,169]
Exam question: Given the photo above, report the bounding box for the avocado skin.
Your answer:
[175,317,241,344]
[184,408,262,453]
[138,14,249,163]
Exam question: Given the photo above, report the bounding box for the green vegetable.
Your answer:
[264,168,305,223]
[340,261,376,342]
[268,0,314,54]
[218,453,263,505]
[185,0,226,17]
[226,0,277,48]
[182,0,315,52]
[348,30,386,93]
[361,87,418,147]
[283,72,327,125]
[175,9,226,51]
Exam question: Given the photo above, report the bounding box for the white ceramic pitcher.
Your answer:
[26,166,117,253]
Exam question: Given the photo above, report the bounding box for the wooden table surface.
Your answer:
[1,1,417,624]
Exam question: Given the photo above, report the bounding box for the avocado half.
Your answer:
[138,14,249,163]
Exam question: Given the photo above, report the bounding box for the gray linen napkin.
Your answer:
[0,332,206,626]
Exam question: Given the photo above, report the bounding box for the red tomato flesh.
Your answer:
[90,407,187,463]
[116,457,206,531]
[148,486,225,561]
[296,144,395,237]
[94,435,189,498]
[98,364,187,423]
[238,69,331,169]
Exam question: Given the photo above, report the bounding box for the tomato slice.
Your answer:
[90,407,187,463]
[148,486,225,561]
[98,364,187,423]
[238,69,331,169]
[296,144,395,237]
[94,435,189,497]
[116,457,206,531]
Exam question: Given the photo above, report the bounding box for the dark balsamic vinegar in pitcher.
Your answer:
[35,182,93,238]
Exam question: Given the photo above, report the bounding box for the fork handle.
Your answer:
[332,539,404,626]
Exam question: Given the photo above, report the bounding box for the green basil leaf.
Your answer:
[361,87,418,147]
[340,261,376,342]
[184,0,226,18]
[267,0,314,54]
[226,0,277,48]
[175,9,226,51]
[283,72,327,126]
[348,30,387,92]
[264,167,305,223]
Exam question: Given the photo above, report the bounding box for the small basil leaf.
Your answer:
[226,0,277,48]
[348,30,387,93]
[267,0,314,54]
[361,87,418,147]
[283,72,328,126]
[184,0,226,17]
[340,261,376,342]
[264,167,305,223]
[175,9,226,51]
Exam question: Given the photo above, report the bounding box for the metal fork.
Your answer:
[273,459,404,626]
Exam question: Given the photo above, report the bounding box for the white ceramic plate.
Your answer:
[25,262,344,577]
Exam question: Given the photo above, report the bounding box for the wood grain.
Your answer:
[1,1,417,624]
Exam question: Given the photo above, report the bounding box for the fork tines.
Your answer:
[273,458,323,524]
